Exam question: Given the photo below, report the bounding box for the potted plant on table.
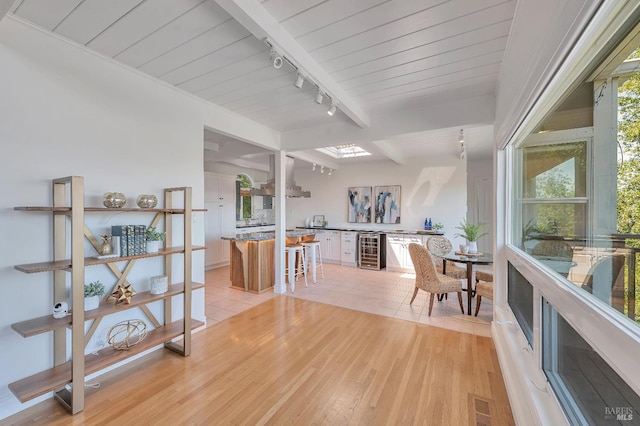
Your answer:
[145,226,165,254]
[454,219,488,253]
[84,280,105,311]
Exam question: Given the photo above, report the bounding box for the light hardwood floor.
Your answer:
[6,296,513,425]
[204,264,493,336]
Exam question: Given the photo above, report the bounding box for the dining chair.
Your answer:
[425,236,467,279]
[474,281,494,316]
[408,243,464,316]
[476,270,493,282]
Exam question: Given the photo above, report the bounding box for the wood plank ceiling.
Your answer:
[10,0,515,134]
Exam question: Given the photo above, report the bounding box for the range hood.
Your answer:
[250,155,311,198]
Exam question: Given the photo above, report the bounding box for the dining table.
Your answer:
[440,251,493,315]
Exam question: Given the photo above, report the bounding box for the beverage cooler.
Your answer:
[358,233,386,270]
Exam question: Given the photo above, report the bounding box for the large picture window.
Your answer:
[505,15,640,425]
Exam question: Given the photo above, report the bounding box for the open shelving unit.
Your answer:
[9,176,204,414]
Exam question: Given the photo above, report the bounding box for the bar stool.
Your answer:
[301,234,324,284]
[285,236,307,292]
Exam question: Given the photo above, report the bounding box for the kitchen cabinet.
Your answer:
[204,172,236,269]
[341,231,358,267]
[205,172,236,203]
[314,230,341,264]
[9,176,204,414]
[205,202,236,269]
[386,233,425,272]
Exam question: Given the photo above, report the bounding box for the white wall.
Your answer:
[286,156,468,247]
[467,156,494,254]
[0,17,262,418]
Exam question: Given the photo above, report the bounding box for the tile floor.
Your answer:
[204,263,493,337]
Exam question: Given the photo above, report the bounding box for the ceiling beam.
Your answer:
[214,0,370,129]
[0,0,17,21]
[369,140,406,165]
[288,150,339,171]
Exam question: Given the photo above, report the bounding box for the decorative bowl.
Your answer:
[136,194,158,209]
[103,192,126,208]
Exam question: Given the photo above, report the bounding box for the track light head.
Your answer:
[270,49,283,69]
[327,103,337,116]
[312,163,316,171]
[294,73,304,89]
[328,168,332,176]
[320,166,325,174]
[315,90,324,104]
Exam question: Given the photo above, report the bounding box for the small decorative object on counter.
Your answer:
[99,234,113,255]
[432,222,444,231]
[103,192,126,208]
[53,301,68,319]
[150,275,168,295]
[145,226,165,253]
[136,194,158,209]
[111,283,136,305]
[84,280,105,311]
[107,319,148,350]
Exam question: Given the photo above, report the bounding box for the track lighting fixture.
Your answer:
[459,129,466,160]
[328,168,332,176]
[320,166,325,174]
[270,49,283,69]
[327,103,337,116]
[315,90,324,104]
[294,73,304,89]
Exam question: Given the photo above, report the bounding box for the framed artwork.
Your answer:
[347,186,372,223]
[374,185,401,224]
[313,215,325,227]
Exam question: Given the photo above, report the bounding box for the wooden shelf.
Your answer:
[14,207,206,213]
[14,246,206,273]
[11,282,205,338]
[8,319,204,403]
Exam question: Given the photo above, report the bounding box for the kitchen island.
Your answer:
[222,230,314,293]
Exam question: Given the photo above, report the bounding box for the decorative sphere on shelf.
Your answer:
[103,192,126,208]
[136,194,158,209]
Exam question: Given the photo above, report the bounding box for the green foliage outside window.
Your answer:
[237,174,252,220]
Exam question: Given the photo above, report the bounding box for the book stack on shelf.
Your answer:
[111,225,147,256]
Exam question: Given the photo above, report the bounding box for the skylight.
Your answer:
[316,144,371,159]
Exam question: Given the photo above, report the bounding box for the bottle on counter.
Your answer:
[427,218,432,230]
[424,217,429,230]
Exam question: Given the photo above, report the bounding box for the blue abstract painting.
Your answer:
[374,185,401,224]
[348,186,372,223]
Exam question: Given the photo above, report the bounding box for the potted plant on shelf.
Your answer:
[145,226,165,254]
[454,219,488,253]
[84,280,105,311]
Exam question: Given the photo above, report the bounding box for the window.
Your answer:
[508,262,534,346]
[504,14,640,424]
[236,174,252,221]
[542,299,640,424]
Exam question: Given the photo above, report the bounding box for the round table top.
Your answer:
[440,251,493,264]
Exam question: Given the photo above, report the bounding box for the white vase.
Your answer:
[146,240,160,254]
[467,241,478,253]
[84,295,100,311]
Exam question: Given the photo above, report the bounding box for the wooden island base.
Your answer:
[229,239,275,293]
